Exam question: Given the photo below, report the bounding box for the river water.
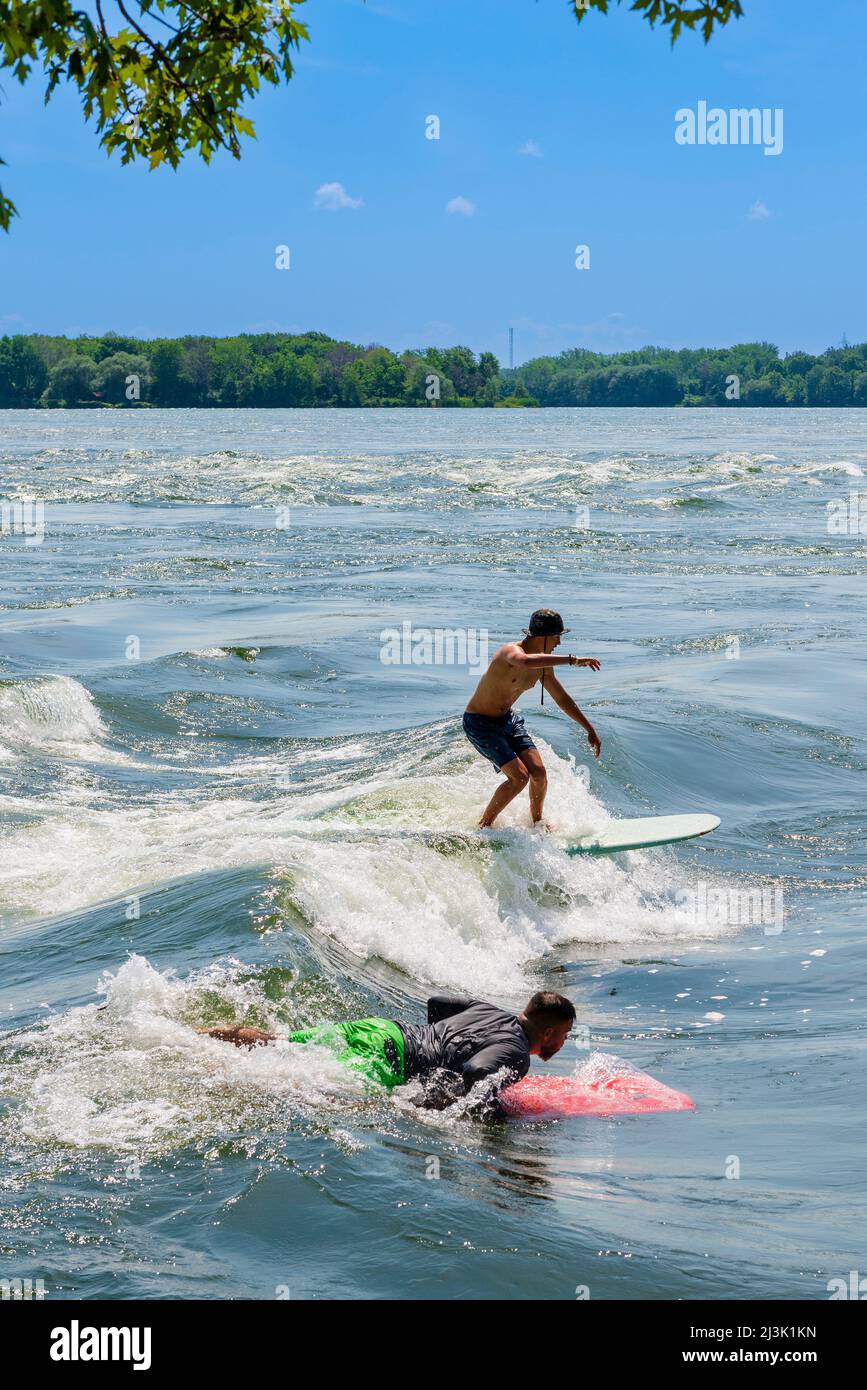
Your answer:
[0,406,864,1299]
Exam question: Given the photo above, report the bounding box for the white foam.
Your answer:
[710,451,778,467]
[0,955,363,1155]
[0,675,118,763]
[797,459,863,478]
[0,732,739,994]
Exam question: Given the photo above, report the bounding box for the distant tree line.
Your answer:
[0,333,499,409]
[503,341,867,408]
[1,332,866,409]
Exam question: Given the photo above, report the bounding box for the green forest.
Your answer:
[2,332,867,409]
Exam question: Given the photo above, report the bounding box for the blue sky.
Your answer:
[1,0,866,361]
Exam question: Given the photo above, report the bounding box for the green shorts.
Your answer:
[288,1017,406,1089]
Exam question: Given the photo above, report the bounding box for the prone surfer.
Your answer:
[201,990,576,1118]
[463,608,601,828]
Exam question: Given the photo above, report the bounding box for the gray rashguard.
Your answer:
[398,996,531,1106]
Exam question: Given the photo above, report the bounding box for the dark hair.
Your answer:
[524,991,576,1027]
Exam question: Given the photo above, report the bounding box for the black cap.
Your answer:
[526,608,570,637]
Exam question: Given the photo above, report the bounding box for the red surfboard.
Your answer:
[500,1054,695,1119]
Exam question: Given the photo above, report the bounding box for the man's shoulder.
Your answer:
[486,641,521,669]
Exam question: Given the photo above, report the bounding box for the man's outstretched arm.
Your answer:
[502,643,600,672]
[544,671,601,758]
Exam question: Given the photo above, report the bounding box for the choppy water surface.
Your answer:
[1,408,865,1300]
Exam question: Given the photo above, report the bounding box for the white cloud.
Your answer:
[314,182,364,211]
[748,199,771,220]
[446,196,476,217]
[518,140,543,158]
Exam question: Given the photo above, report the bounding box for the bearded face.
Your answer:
[538,1022,572,1060]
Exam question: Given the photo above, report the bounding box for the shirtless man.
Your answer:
[463,608,601,828]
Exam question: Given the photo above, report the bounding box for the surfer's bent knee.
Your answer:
[501,759,529,787]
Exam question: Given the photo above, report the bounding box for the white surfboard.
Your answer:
[564,812,720,856]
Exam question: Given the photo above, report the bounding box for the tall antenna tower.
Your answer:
[509,327,514,370]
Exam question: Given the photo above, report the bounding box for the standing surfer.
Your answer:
[463,608,601,828]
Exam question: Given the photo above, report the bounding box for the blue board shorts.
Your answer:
[463,710,537,771]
